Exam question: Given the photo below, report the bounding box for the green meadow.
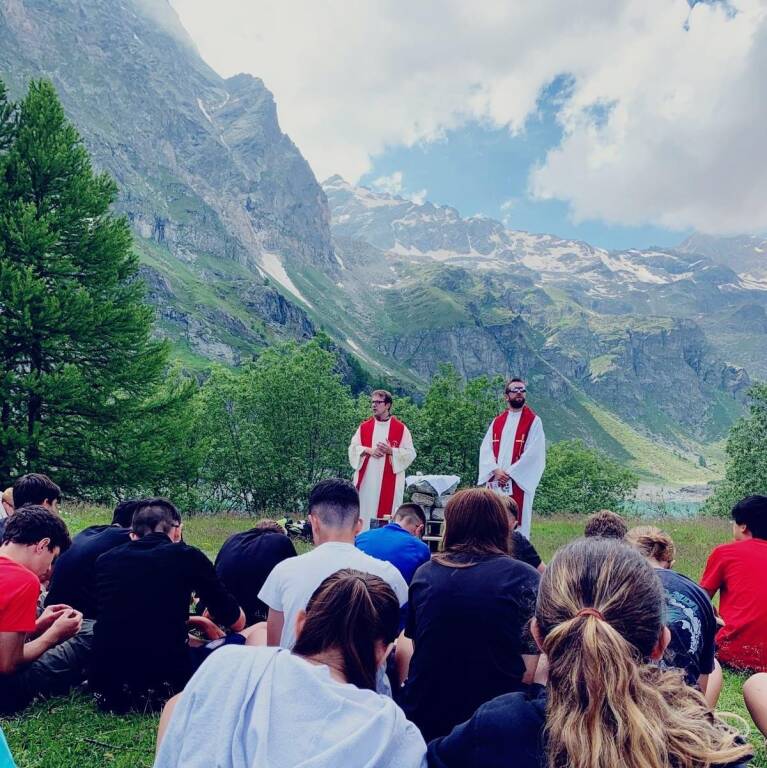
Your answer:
[2,508,764,767]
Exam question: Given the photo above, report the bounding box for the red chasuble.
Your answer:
[491,405,537,529]
[356,416,406,519]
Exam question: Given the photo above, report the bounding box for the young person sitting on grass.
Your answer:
[154,569,427,768]
[196,519,297,628]
[502,496,545,573]
[0,507,87,715]
[583,508,628,539]
[90,499,246,713]
[45,499,138,619]
[0,473,61,540]
[355,502,431,584]
[700,495,767,672]
[626,525,721,706]
[401,487,540,742]
[428,537,753,768]
[258,478,408,651]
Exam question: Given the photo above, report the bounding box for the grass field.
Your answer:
[2,507,765,767]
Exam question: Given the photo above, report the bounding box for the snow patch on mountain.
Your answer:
[260,252,313,308]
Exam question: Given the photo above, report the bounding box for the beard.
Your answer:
[509,396,525,408]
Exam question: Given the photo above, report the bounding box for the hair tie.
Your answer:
[575,607,605,621]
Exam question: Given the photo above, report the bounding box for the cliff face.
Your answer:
[0,0,333,363]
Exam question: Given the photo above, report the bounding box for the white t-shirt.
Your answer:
[154,646,427,768]
[258,541,409,648]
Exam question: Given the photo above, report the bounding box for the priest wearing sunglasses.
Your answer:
[477,378,546,539]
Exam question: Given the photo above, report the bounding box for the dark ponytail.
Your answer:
[292,569,400,691]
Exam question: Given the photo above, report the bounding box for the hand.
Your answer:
[367,446,385,458]
[48,610,83,644]
[36,604,72,634]
[492,468,511,484]
[376,441,393,456]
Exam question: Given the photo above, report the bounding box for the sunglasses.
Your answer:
[506,388,526,394]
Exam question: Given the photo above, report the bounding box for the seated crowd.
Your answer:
[0,472,766,768]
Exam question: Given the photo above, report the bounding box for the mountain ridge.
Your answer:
[1,0,760,482]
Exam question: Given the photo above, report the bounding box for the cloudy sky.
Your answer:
[171,0,766,249]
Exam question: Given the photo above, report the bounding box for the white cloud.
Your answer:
[172,0,767,234]
[371,171,427,204]
[529,0,767,235]
[371,171,404,196]
[500,198,518,227]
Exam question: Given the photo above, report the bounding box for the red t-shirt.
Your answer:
[700,537,767,672]
[0,556,40,633]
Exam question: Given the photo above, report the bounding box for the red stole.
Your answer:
[491,405,537,529]
[355,416,406,519]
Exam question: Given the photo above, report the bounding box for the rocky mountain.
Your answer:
[0,0,332,364]
[679,234,767,282]
[317,177,758,477]
[0,0,760,481]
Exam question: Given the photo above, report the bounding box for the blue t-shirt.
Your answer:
[0,727,16,768]
[355,523,431,584]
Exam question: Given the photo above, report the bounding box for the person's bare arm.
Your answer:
[265,608,285,647]
[522,654,540,684]
[156,693,182,753]
[0,632,25,674]
[230,608,246,633]
[700,659,723,708]
[188,615,225,641]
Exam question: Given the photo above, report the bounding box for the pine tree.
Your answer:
[0,79,168,491]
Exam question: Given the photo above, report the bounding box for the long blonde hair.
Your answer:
[537,538,751,768]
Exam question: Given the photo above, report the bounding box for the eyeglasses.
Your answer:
[371,400,386,405]
[506,387,526,394]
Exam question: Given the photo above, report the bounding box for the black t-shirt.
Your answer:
[205,529,297,626]
[510,531,542,569]
[657,567,717,686]
[402,553,540,742]
[91,532,241,705]
[428,685,546,768]
[45,525,131,619]
[427,686,751,768]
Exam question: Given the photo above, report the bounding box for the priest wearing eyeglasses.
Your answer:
[348,390,417,530]
[477,378,546,539]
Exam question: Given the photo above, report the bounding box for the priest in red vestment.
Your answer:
[349,390,417,529]
[477,377,546,539]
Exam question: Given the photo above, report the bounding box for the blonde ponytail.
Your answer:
[538,539,751,768]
